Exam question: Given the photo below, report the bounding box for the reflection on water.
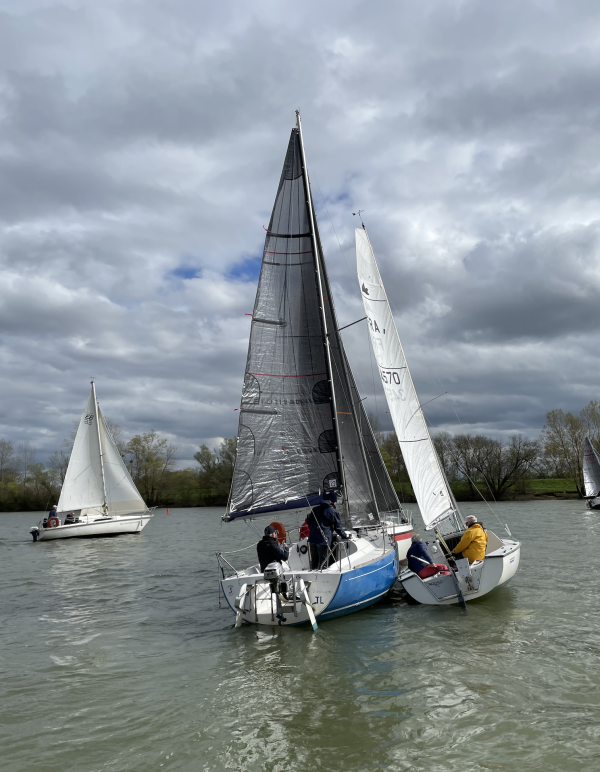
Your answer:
[1,502,600,771]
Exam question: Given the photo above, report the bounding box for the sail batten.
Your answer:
[356,227,458,530]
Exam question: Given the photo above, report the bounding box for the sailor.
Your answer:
[406,534,447,577]
[307,491,348,570]
[256,525,290,572]
[452,515,488,563]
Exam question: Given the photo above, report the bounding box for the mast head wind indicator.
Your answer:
[352,210,366,228]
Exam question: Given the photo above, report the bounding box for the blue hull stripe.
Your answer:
[321,549,398,619]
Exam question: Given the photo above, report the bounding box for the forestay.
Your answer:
[98,407,147,515]
[226,128,399,525]
[356,227,456,530]
[583,436,600,498]
[57,390,105,513]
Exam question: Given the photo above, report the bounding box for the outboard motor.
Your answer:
[264,562,286,624]
[30,527,39,541]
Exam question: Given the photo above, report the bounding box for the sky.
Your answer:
[2,0,600,467]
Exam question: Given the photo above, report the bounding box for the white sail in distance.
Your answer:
[57,385,147,516]
[583,436,600,498]
[356,227,457,529]
[57,388,105,513]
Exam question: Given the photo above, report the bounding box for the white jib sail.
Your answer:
[356,227,455,529]
[98,407,147,515]
[583,436,600,498]
[57,389,105,513]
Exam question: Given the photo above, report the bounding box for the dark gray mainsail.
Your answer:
[225,116,401,526]
[583,436,600,498]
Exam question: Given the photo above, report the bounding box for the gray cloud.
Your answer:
[2,0,600,468]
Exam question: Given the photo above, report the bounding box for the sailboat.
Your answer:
[355,225,520,605]
[217,113,413,628]
[582,436,600,509]
[29,382,153,541]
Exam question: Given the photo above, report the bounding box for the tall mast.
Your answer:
[91,380,108,513]
[295,110,348,512]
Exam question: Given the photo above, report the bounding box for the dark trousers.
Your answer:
[308,543,329,570]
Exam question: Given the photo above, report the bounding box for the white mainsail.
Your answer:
[57,389,105,513]
[98,407,147,515]
[57,385,147,516]
[583,436,600,498]
[356,227,457,529]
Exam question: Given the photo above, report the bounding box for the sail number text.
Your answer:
[379,368,401,385]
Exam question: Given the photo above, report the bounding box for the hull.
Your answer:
[220,532,399,627]
[31,514,152,540]
[586,497,600,510]
[398,538,520,605]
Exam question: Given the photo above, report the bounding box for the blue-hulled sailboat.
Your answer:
[216,112,412,629]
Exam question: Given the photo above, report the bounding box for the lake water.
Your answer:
[1,501,599,772]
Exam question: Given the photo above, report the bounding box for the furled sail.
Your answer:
[356,227,458,530]
[98,407,147,515]
[57,389,105,513]
[226,123,399,525]
[583,436,600,498]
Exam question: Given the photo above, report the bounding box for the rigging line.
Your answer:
[312,175,379,422]
[406,392,448,426]
[429,373,509,532]
[337,316,367,332]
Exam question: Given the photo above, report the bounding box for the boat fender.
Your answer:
[48,516,60,528]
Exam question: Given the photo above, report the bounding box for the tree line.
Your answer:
[2,400,599,511]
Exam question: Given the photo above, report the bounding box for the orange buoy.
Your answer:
[48,516,60,528]
[269,521,287,544]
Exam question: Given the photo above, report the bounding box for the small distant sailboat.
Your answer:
[582,436,600,509]
[356,225,520,606]
[30,382,153,541]
[217,113,412,628]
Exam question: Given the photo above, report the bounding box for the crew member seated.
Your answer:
[256,525,290,572]
[406,534,448,578]
[452,515,488,563]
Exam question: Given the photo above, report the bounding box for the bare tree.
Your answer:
[49,450,70,486]
[0,438,15,483]
[540,408,585,494]
[127,430,177,505]
[16,441,36,492]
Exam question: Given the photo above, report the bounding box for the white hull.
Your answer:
[398,537,520,605]
[31,513,152,540]
[586,497,600,510]
[220,529,400,628]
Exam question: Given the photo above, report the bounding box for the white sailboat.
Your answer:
[30,382,153,541]
[582,436,600,509]
[356,225,520,606]
[217,113,413,629]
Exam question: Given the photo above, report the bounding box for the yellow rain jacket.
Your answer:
[453,523,488,563]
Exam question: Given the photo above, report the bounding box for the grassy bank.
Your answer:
[393,478,580,504]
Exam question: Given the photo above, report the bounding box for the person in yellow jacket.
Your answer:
[453,515,488,563]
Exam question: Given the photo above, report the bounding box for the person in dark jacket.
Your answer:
[307,491,348,570]
[406,534,447,578]
[257,525,290,572]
